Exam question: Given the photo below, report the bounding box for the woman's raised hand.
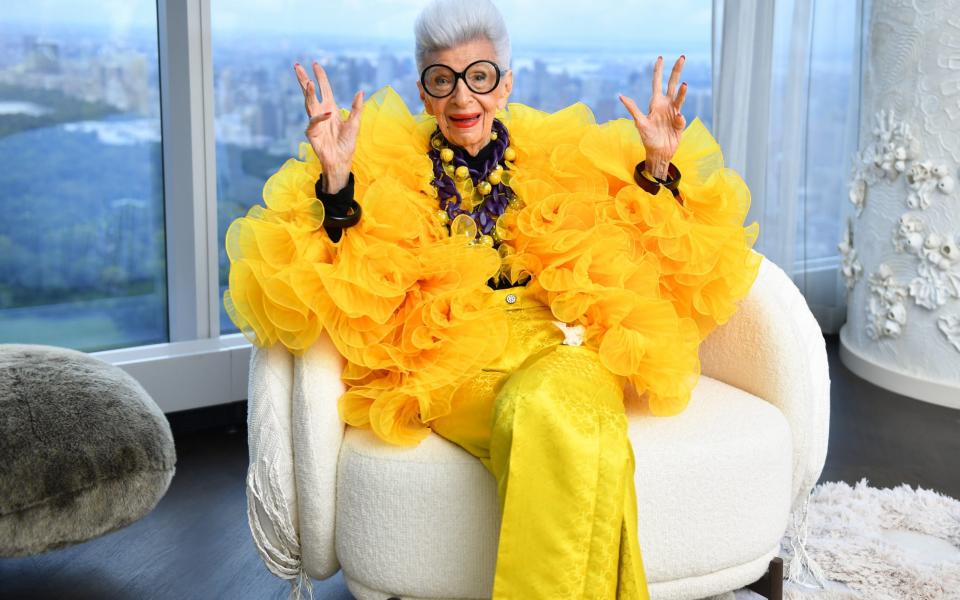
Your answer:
[618,55,688,180]
[294,61,364,193]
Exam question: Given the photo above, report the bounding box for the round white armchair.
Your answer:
[244,255,830,600]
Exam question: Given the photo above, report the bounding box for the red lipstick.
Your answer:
[449,113,481,128]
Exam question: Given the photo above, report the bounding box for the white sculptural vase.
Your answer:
[838,0,960,408]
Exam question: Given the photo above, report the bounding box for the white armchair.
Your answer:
[245,255,830,600]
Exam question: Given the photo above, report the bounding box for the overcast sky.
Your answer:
[3,0,713,51]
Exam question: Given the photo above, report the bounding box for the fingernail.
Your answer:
[323,111,332,116]
[658,55,662,60]
[681,54,686,59]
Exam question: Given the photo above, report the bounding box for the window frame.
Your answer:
[92,0,251,413]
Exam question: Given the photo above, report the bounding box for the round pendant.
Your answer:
[450,214,478,240]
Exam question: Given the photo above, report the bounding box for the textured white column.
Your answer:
[838,0,960,409]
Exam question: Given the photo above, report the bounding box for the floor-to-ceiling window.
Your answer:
[0,1,167,352]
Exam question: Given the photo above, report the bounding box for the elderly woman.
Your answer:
[225,0,761,597]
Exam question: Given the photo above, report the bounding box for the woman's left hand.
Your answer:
[619,55,688,179]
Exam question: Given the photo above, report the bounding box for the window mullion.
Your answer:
[157,0,216,342]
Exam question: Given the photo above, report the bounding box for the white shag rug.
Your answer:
[720,478,960,600]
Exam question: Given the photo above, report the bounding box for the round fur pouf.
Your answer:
[0,344,176,556]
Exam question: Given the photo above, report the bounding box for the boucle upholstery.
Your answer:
[336,377,792,600]
[0,344,176,557]
[245,256,830,599]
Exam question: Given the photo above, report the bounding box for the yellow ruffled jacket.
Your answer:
[224,86,762,446]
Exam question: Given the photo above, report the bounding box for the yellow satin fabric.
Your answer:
[430,286,651,599]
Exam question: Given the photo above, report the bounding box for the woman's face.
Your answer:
[418,37,513,157]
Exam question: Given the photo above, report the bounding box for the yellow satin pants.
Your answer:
[430,286,651,600]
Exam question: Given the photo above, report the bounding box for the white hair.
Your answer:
[414,0,511,73]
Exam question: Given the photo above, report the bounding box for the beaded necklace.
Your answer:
[427,118,522,249]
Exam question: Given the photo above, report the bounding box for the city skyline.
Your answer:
[2,0,712,56]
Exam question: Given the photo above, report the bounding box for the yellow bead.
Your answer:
[490,131,498,141]
[455,165,470,180]
[477,181,492,195]
[435,209,450,225]
[479,234,495,247]
[431,137,442,149]
[487,171,502,185]
[503,147,517,161]
[440,148,454,163]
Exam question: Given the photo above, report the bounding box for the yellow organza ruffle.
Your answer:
[225,89,508,446]
[223,86,762,444]
[496,107,761,417]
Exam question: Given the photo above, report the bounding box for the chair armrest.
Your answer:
[245,343,302,580]
[292,331,346,580]
[698,254,831,514]
[246,332,346,585]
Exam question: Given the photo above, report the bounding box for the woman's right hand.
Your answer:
[294,61,364,194]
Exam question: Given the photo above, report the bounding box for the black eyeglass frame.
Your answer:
[419,59,503,98]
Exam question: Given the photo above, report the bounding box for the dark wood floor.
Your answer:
[2,333,958,599]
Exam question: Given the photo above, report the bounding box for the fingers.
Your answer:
[344,90,365,135]
[652,55,663,98]
[350,89,364,114]
[666,55,685,97]
[305,112,333,136]
[307,113,333,126]
[295,63,322,116]
[618,94,648,128]
[294,62,310,92]
[312,62,336,107]
[673,81,688,111]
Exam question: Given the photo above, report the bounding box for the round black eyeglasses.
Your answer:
[420,60,502,98]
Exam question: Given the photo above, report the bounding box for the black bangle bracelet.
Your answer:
[319,173,362,229]
[634,160,683,202]
[323,200,362,229]
[636,160,681,188]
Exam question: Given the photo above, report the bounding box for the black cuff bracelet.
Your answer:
[634,160,682,201]
[318,173,362,229]
[323,200,362,228]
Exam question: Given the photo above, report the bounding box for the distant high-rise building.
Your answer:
[23,36,60,75]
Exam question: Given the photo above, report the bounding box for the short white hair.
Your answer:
[414,0,511,73]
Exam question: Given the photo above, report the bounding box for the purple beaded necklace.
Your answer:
[427,119,515,239]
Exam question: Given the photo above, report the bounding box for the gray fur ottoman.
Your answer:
[0,344,176,556]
